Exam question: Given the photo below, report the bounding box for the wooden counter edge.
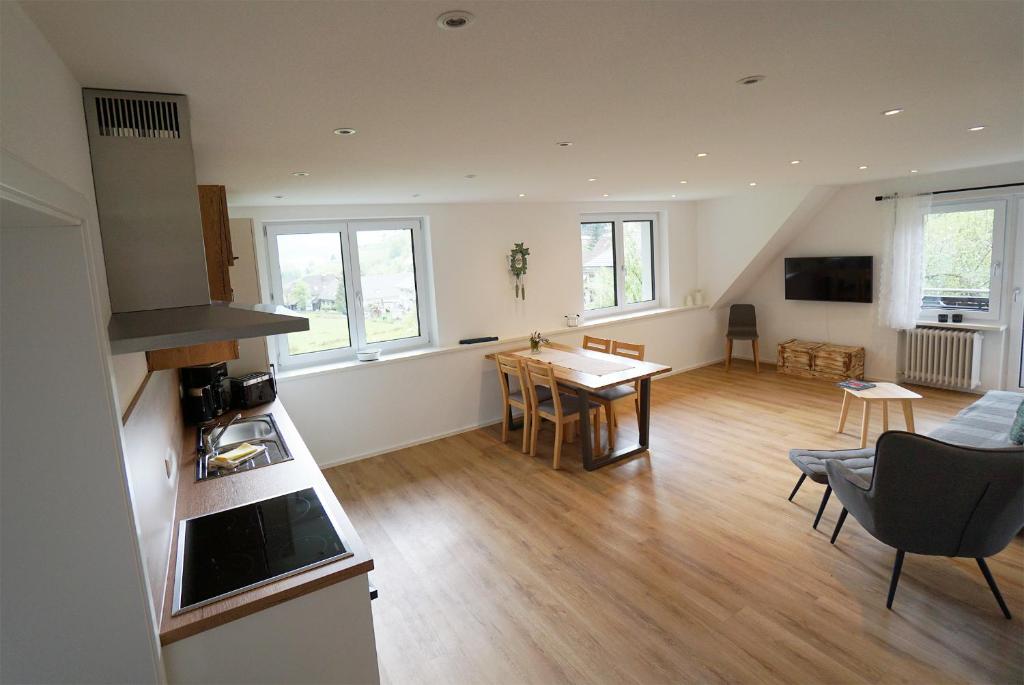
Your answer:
[159,558,374,645]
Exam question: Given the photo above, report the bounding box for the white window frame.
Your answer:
[265,218,432,368]
[579,213,660,316]
[919,199,1007,323]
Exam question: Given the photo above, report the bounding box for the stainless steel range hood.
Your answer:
[83,88,307,353]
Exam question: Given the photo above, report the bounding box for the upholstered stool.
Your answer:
[788,447,875,531]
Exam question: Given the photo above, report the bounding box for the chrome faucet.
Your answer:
[205,413,242,455]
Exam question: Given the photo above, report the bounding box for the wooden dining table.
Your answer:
[486,342,672,470]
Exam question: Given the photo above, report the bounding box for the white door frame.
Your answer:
[1005,196,1024,390]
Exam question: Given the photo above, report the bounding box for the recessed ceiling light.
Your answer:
[291,171,310,177]
[602,193,609,197]
[696,152,708,158]
[882,108,904,116]
[679,180,688,184]
[556,141,574,147]
[858,165,868,170]
[464,173,476,179]
[910,169,919,174]
[748,182,757,187]
[518,193,526,198]
[737,74,766,86]
[790,160,801,165]
[333,127,357,136]
[437,10,474,30]
[968,125,987,132]
[671,194,677,198]
[272,195,284,199]
[587,177,597,182]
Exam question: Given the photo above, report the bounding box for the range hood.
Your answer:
[83,88,307,353]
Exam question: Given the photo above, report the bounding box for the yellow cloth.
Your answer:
[208,442,263,469]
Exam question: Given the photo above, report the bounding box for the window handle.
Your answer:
[1014,287,1021,304]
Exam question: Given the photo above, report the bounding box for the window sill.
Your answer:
[914,320,1007,332]
[276,304,708,382]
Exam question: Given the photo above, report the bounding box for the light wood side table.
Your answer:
[836,382,923,448]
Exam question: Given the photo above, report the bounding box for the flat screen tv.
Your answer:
[784,256,873,303]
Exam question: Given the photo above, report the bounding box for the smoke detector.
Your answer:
[437,10,474,30]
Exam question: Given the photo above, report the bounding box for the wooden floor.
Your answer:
[325,362,1024,684]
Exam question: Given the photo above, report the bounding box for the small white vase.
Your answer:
[694,290,705,306]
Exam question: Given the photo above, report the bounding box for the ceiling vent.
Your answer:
[94,95,181,139]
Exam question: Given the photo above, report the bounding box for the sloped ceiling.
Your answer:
[697,186,837,308]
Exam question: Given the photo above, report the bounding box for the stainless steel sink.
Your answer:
[196,414,293,481]
[215,416,277,444]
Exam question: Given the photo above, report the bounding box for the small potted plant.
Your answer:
[529,331,549,353]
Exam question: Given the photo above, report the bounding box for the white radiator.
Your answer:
[901,327,982,391]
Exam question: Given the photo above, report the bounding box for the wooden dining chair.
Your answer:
[523,360,603,469]
[582,335,612,353]
[588,340,646,450]
[494,354,550,453]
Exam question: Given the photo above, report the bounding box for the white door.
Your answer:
[1006,197,1024,390]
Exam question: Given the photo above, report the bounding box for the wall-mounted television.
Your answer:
[784,256,873,303]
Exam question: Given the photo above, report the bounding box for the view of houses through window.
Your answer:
[269,220,428,364]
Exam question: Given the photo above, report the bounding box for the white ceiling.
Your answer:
[22,0,1024,206]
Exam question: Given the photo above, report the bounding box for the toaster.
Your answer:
[229,370,277,409]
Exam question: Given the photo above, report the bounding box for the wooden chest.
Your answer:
[777,339,864,381]
[777,339,823,372]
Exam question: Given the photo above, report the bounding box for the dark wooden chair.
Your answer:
[725,304,759,372]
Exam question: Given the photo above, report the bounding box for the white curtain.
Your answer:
[878,192,932,330]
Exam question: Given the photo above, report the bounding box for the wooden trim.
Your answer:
[120,371,153,425]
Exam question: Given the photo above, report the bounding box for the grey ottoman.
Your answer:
[788,447,875,530]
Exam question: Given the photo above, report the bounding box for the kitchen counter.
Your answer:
[158,399,373,645]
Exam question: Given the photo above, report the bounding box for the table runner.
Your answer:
[521,348,632,375]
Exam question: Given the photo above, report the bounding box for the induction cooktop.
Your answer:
[172,487,352,615]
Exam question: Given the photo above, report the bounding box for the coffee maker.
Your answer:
[180,362,230,423]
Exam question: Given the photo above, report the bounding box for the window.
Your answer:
[921,200,1006,319]
[266,219,431,366]
[581,214,657,313]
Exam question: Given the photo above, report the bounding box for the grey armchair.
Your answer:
[826,431,1024,618]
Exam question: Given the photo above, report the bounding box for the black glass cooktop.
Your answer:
[173,487,351,614]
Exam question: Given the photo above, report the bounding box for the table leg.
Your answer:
[882,401,889,432]
[902,400,916,433]
[575,387,594,470]
[836,392,851,433]
[860,400,872,449]
[579,377,651,471]
[638,377,651,448]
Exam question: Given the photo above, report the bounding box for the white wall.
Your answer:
[120,370,182,619]
[275,307,723,465]
[696,186,822,306]
[0,4,162,682]
[234,200,699,348]
[229,199,719,464]
[227,217,271,375]
[731,162,1024,390]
